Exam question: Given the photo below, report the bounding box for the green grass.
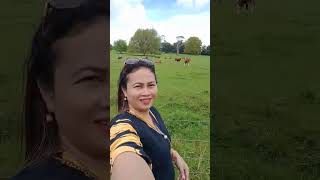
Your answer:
[0,0,43,178]
[214,0,320,179]
[110,50,211,179]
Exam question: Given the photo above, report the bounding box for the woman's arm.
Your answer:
[111,152,155,180]
[171,148,189,180]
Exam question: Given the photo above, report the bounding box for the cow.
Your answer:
[175,57,181,62]
[117,56,123,59]
[155,59,161,64]
[184,57,191,66]
[236,0,255,14]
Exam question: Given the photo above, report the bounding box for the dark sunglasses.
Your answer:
[47,0,88,9]
[44,0,96,16]
[124,58,154,66]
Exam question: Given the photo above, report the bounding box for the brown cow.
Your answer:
[236,0,255,14]
[175,57,181,62]
[155,59,161,64]
[184,57,191,66]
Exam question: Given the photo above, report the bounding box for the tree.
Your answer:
[113,39,127,54]
[176,36,184,55]
[201,45,210,55]
[184,36,202,55]
[207,45,211,55]
[160,41,175,53]
[128,28,161,56]
[173,42,185,54]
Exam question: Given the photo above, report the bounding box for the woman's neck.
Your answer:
[61,140,108,180]
[128,108,150,119]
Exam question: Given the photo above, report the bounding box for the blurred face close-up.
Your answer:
[123,67,158,113]
[42,17,109,158]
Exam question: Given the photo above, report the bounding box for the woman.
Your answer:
[12,1,109,179]
[110,59,189,180]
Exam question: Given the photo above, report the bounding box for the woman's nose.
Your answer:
[141,87,151,95]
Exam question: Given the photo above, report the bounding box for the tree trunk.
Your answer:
[176,43,179,55]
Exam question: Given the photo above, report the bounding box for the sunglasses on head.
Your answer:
[46,0,88,9]
[124,58,154,66]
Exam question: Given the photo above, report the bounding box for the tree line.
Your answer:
[111,28,210,56]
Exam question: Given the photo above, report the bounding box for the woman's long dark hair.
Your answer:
[22,0,107,166]
[117,61,157,112]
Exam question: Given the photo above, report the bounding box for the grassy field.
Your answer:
[214,0,320,179]
[0,1,211,178]
[0,0,43,178]
[110,51,211,179]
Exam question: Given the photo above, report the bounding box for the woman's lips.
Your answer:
[94,119,108,126]
[140,98,152,105]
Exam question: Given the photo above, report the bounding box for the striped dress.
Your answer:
[110,106,175,180]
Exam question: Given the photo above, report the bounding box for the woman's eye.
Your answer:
[76,76,101,84]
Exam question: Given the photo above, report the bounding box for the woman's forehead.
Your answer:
[53,18,108,70]
[127,68,155,83]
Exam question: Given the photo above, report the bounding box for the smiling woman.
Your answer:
[110,59,189,180]
[11,1,109,180]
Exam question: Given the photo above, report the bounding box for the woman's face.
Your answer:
[123,67,158,113]
[40,17,109,158]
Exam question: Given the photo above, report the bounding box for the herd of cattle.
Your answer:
[153,57,192,66]
[174,57,191,65]
[236,0,255,14]
[117,56,192,66]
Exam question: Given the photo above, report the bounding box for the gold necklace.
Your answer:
[127,109,170,143]
[54,151,97,179]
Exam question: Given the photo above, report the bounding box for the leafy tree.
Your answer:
[160,41,175,53]
[173,42,185,54]
[176,36,184,55]
[184,36,202,55]
[113,39,127,54]
[207,45,211,55]
[128,28,161,55]
[201,45,211,55]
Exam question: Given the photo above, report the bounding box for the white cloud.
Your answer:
[194,0,210,9]
[110,0,151,44]
[176,0,193,9]
[154,12,210,46]
[110,0,210,46]
[176,0,210,9]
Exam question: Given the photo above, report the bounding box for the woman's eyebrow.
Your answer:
[132,82,143,86]
[72,66,107,78]
[131,81,156,86]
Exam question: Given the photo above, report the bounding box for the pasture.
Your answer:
[0,1,211,178]
[110,50,211,179]
[0,0,43,178]
[214,0,320,179]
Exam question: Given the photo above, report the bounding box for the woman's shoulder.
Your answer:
[150,106,159,114]
[110,112,132,124]
[150,106,163,120]
[11,158,92,180]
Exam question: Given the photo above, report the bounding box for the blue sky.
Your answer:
[144,0,210,20]
[111,0,210,45]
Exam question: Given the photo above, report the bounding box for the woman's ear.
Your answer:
[37,80,55,113]
[121,87,127,98]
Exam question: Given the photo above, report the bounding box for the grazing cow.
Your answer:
[155,59,161,64]
[175,57,181,62]
[184,57,191,66]
[236,0,255,14]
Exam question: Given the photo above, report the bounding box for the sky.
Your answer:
[110,0,210,46]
